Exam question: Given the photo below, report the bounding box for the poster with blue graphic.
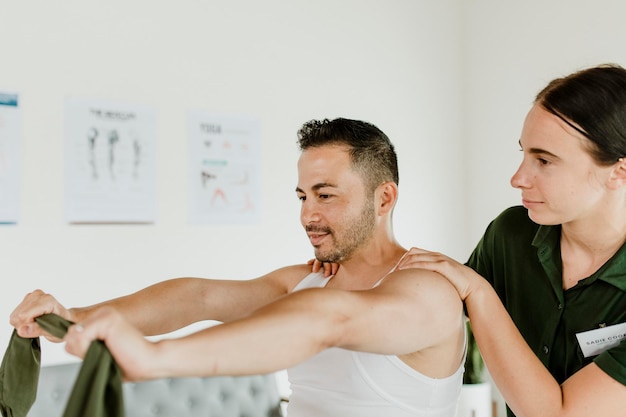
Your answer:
[0,92,21,224]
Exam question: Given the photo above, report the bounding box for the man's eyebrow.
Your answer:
[295,183,337,193]
[518,140,560,160]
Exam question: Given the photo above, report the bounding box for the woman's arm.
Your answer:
[398,248,626,417]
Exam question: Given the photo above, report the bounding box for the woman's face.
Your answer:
[510,104,616,226]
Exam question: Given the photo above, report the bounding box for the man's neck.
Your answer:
[329,244,407,290]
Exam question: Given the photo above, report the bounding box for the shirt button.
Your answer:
[543,345,549,355]
[557,303,563,310]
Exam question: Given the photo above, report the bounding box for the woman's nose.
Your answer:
[510,163,528,189]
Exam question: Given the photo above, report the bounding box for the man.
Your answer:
[11,118,465,417]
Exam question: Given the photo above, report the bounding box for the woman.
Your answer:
[399,64,626,417]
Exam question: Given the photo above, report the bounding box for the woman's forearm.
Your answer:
[466,281,564,417]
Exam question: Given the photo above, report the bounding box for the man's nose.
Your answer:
[301,200,321,224]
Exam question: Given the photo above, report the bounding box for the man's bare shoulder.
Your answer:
[381,267,462,309]
[260,263,317,291]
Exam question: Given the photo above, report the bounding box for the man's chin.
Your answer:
[314,251,339,264]
[315,252,345,264]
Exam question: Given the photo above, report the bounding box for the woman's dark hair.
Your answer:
[297,118,399,191]
[536,63,626,165]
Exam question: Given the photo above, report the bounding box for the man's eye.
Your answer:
[538,158,550,166]
[319,194,330,199]
[297,195,306,201]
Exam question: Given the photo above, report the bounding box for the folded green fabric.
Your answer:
[0,329,40,417]
[0,314,124,417]
[63,339,124,417]
[33,314,72,339]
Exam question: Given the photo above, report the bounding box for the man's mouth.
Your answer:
[307,232,328,246]
[306,226,331,246]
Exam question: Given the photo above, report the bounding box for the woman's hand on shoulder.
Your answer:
[397,247,480,300]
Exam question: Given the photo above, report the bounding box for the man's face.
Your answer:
[296,144,376,263]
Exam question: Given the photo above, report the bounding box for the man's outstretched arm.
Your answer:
[10,265,308,340]
[62,268,464,381]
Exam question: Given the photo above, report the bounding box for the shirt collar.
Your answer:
[532,224,626,292]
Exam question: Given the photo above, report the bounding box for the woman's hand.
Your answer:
[397,247,482,300]
[307,258,339,277]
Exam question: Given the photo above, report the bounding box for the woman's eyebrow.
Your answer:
[519,140,560,160]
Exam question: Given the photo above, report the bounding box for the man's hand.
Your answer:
[10,289,73,341]
[64,306,155,382]
[307,258,339,277]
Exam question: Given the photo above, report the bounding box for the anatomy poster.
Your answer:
[188,111,261,224]
[0,92,21,224]
[64,97,156,223]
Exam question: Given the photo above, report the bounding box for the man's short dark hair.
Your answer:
[297,118,399,192]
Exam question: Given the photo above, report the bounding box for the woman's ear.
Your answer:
[608,157,626,189]
[376,182,398,215]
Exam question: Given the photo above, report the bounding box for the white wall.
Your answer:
[464,0,626,245]
[0,0,466,364]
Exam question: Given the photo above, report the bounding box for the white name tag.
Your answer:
[576,322,626,358]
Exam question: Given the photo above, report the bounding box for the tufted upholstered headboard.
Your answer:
[28,362,285,417]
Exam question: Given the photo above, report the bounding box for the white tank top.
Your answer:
[286,268,464,417]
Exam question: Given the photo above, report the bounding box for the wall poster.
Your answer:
[188,111,261,224]
[64,97,157,223]
[0,92,21,224]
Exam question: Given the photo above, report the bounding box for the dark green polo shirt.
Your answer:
[466,206,626,416]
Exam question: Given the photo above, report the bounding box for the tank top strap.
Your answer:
[292,271,333,292]
[372,250,410,288]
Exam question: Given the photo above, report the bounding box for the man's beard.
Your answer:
[310,199,376,263]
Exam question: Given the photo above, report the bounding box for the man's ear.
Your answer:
[608,158,626,189]
[376,182,398,215]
